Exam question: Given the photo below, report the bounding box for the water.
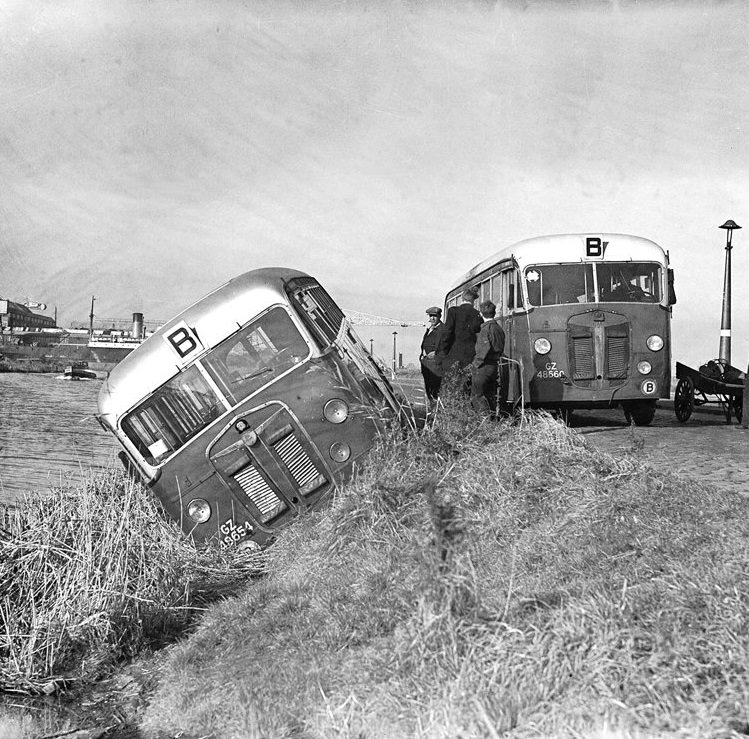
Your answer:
[0,373,119,505]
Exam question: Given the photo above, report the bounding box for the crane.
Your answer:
[343,309,424,327]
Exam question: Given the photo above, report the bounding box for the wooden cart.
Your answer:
[674,360,745,424]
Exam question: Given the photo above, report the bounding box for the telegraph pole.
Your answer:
[89,296,96,339]
[718,220,741,365]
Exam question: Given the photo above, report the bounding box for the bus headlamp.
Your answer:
[329,442,351,463]
[187,498,211,524]
[324,398,349,424]
[647,335,664,351]
[637,361,652,375]
[534,338,551,355]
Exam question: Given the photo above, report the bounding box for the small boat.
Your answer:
[59,362,98,381]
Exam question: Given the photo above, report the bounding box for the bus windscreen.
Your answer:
[202,306,309,404]
[525,262,661,306]
[122,365,224,464]
[121,306,309,465]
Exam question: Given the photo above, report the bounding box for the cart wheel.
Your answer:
[674,377,694,422]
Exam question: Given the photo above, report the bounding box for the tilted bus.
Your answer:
[98,268,400,549]
[446,233,676,424]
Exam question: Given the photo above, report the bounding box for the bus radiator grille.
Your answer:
[234,465,287,523]
[571,335,595,380]
[273,433,320,489]
[606,335,629,379]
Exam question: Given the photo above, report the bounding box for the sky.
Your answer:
[1,0,748,369]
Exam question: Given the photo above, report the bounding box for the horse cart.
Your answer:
[674,360,745,424]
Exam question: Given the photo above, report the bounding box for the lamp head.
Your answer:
[720,220,741,247]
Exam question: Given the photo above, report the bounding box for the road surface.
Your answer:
[392,375,749,497]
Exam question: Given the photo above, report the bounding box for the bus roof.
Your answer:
[448,233,668,292]
[98,267,310,419]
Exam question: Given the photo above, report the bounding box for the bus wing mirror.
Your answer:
[667,268,677,305]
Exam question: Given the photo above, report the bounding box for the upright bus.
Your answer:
[98,268,399,549]
[446,233,676,424]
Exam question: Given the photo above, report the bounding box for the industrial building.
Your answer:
[0,299,56,330]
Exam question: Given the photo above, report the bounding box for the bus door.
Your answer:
[287,278,398,410]
[336,320,399,410]
[496,266,524,406]
[206,402,330,532]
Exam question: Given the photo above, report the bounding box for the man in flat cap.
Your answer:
[441,287,483,375]
[420,306,446,401]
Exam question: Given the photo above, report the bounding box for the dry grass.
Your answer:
[138,384,749,738]
[0,469,262,696]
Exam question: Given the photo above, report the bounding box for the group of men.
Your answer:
[419,287,505,413]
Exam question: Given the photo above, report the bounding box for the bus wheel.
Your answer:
[623,400,657,426]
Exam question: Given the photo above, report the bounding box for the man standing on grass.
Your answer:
[420,306,446,402]
[470,300,505,414]
[440,287,483,374]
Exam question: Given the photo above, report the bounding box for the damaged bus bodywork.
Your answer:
[98,268,399,549]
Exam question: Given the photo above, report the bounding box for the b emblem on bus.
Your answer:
[585,237,609,258]
[164,321,204,363]
[640,379,658,395]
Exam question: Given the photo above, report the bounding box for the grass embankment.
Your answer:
[140,392,749,738]
[2,387,749,738]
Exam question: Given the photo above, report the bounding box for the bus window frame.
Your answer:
[520,260,665,308]
[118,303,315,472]
[502,265,527,315]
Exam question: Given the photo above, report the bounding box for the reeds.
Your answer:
[0,469,261,695]
[140,386,749,738]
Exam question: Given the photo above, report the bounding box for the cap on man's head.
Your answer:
[425,306,442,317]
[462,287,479,301]
[479,300,496,317]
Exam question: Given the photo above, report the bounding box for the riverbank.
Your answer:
[0,342,121,375]
[2,382,748,738]
[0,357,64,374]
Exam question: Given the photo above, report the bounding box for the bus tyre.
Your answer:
[624,400,657,426]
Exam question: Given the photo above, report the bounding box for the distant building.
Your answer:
[0,299,56,330]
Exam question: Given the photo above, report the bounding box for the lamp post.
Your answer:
[718,220,741,365]
[392,331,398,373]
[369,338,374,355]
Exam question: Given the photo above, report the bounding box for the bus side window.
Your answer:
[491,274,502,309]
[506,269,523,310]
[514,270,524,308]
[500,270,512,313]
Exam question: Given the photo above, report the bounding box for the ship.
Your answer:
[1,313,150,373]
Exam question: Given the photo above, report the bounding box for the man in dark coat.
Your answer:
[419,306,446,401]
[440,287,483,372]
[470,300,505,413]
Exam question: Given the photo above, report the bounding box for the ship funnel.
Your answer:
[132,312,144,340]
